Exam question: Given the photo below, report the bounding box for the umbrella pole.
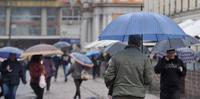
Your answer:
[141,34,143,53]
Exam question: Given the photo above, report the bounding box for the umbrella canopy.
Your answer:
[0,47,23,58]
[99,12,187,41]
[85,40,119,49]
[86,50,101,58]
[70,52,94,67]
[152,37,199,53]
[154,48,195,63]
[54,41,71,49]
[104,42,126,55]
[21,44,63,57]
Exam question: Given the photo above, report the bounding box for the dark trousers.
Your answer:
[54,65,59,80]
[113,96,144,99]
[160,91,180,99]
[30,82,44,99]
[74,79,83,99]
[46,77,51,91]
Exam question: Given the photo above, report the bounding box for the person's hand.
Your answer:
[178,66,183,72]
[165,57,169,61]
[108,95,112,99]
[6,65,12,72]
[22,80,27,84]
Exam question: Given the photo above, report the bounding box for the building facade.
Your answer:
[80,0,143,47]
[0,0,143,49]
[144,0,200,22]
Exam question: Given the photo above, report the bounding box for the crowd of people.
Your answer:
[0,35,188,99]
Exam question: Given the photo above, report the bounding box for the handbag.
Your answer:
[39,74,46,88]
[81,70,91,81]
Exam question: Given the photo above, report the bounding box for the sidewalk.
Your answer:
[12,69,159,99]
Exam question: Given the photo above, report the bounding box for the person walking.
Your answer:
[61,54,70,82]
[28,55,46,99]
[91,56,98,79]
[104,35,153,99]
[67,58,88,99]
[52,55,61,82]
[42,56,55,91]
[0,53,27,99]
[154,49,186,99]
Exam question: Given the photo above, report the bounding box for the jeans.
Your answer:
[30,82,44,99]
[2,84,18,99]
[160,91,180,99]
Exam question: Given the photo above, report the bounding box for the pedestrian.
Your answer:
[67,58,89,99]
[91,56,98,79]
[52,55,61,82]
[42,56,55,91]
[104,35,153,99]
[61,54,71,82]
[0,53,27,99]
[154,49,187,99]
[28,55,46,99]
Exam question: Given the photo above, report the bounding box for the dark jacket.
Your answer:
[0,59,26,85]
[154,56,186,93]
[104,46,153,98]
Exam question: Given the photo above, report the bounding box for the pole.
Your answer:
[7,8,11,46]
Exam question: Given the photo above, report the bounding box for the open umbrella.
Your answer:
[0,47,23,59]
[152,37,199,53]
[154,47,195,63]
[86,50,101,58]
[70,52,94,67]
[21,44,63,57]
[99,12,187,41]
[54,41,71,49]
[104,42,126,55]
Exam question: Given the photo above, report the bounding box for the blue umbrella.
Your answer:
[0,47,23,58]
[99,12,187,41]
[70,52,94,67]
[54,41,71,48]
[86,50,101,58]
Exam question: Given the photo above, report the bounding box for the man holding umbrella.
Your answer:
[154,49,187,99]
[104,35,153,99]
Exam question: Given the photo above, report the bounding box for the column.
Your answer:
[164,0,170,15]
[144,0,149,11]
[57,8,62,36]
[6,8,11,36]
[102,14,108,31]
[170,0,175,15]
[153,0,159,13]
[182,0,188,11]
[189,0,196,10]
[41,8,47,36]
[176,0,182,13]
[197,0,200,8]
[80,16,87,47]
[92,14,100,41]
[159,0,164,14]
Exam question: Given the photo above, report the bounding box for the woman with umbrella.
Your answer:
[0,53,27,99]
[28,55,46,99]
[67,52,93,99]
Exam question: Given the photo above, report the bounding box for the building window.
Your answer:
[0,8,6,36]
[47,8,59,36]
[62,7,81,21]
[11,8,41,36]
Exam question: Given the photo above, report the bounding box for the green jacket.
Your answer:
[104,46,153,97]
